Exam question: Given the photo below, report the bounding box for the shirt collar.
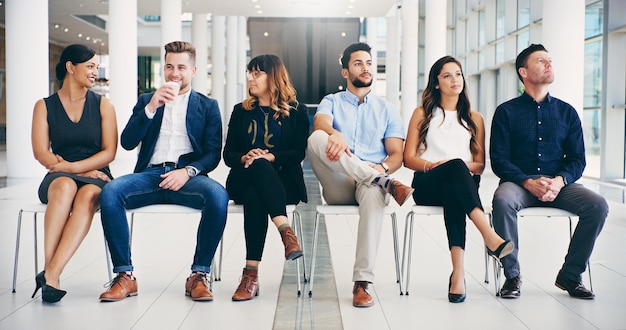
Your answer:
[521,91,552,105]
[342,89,370,105]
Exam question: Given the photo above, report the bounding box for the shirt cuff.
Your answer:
[144,106,156,119]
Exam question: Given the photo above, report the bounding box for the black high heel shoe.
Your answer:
[487,240,515,259]
[32,270,67,303]
[32,271,46,298]
[448,273,466,303]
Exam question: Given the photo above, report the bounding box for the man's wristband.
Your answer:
[558,175,568,185]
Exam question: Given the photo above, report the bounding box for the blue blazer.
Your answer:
[120,90,223,174]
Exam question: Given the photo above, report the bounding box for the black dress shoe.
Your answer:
[487,240,515,259]
[555,272,594,299]
[448,273,466,303]
[500,275,522,298]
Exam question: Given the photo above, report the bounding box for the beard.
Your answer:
[351,76,372,88]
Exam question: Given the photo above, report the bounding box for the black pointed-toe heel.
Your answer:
[42,284,67,303]
[31,271,46,298]
[448,273,466,303]
[487,240,515,259]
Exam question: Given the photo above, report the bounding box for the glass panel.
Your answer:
[479,9,486,46]
[585,2,603,39]
[584,40,602,108]
[496,42,504,63]
[496,0,506,38]
[517,0,530,28]
[517,31,529,53]
[583,109,601,177]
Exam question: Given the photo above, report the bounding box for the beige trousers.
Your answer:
[307,130,389,283]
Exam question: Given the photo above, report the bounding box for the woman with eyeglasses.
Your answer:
[223,54,309,301]
[31,44,118,302]
[403,55,512,303]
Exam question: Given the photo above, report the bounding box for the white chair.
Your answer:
[224,203,306,296]
[486,207,593,296]
[124,202,305,295]
[12,203,110,293]
[307,205,403,297]
[402,205,491,295]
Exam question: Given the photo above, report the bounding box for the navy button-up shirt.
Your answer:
[490,92,585,185]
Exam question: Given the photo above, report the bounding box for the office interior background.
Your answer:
[0,1,625,329]
[0,0,625,187]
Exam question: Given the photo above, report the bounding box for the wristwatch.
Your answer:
[380,162,390,173]
[185,166,199,177]
[558,175,568,185]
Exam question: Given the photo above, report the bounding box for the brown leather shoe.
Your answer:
[389,179,414,206]
[280,226,303,260]
[352,281,374,307]
[185,273,213,301]
[232,268,259,301]
[99,273,138,302]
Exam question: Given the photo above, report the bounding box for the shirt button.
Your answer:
[539,137,543,141]
[538,153,542,157]
[538,121,542,125]
[537,167,541,171]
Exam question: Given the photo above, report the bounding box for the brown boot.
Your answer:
[232,268,259,301]
[185,273,213,301]
[389,179,414,206]
[280,226,303,260]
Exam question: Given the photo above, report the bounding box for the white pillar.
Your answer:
[192,13,209,94]
[211,16,226,131]
[225,16,239,126]
[160,0,182,62]
[238,17,248,101]
[542,0,585,119]
[366,17,378,94]
[386,9,400,108]
[424,0,447,74]
[401,0,419,130]
[109,0,138,164]
[6,0,48,178]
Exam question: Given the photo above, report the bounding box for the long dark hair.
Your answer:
[55,44,96,83]
[418,55,480,155]
[243,54,298,119]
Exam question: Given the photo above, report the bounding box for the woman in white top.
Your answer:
[403,56,513,303]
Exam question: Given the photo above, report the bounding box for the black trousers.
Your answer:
[411,158,482,250]
[226,159,300,261]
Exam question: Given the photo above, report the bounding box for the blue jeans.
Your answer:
[100,165,228,273]
[492,178,608,282]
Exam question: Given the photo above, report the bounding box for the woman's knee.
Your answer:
[48,177,78,196]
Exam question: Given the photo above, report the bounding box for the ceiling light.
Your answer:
[255,5,260,8]
[63,28,69,32]
[263,32,269,37]
[257,10,263,14]
[54,24,60,29]
[345,11,351,15]
[341,32,346,37]
[86,36,91,40]
[78,33,83,37]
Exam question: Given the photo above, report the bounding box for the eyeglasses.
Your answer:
[246,70,266,79]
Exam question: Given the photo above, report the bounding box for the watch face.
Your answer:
[187,167,197,177]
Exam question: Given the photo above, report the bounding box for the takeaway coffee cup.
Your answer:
[164,81,180,104]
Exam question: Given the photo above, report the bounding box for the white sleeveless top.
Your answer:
[418,107,473,162]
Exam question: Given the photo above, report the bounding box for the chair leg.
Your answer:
[295,210,307,284]
[390,212,403,295]
[292,210,303,297]
[492,256,503,296]
[216,238,223,281]
[401,211,415,295]
[33,212,39,276]
[485,212,493,284]
[568,217,593,291]
[308,212,321,298]
[104,239,113,282]
[12,209,25,293]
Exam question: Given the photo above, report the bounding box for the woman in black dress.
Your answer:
[224,54,309,301]
[31,44,117,302]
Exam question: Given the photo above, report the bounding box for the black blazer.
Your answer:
[223,102,309,204]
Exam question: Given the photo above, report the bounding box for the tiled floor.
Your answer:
[1,154,625,329]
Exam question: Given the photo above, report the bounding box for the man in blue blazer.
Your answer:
[99,41,228,302]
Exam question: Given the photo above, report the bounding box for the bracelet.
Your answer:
[423,161,430,172]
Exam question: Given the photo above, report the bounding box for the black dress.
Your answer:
[37,91,113,203]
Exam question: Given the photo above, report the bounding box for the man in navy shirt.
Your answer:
[490,44,607,299]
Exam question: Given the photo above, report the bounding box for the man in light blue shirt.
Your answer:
[308,42,413,308]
